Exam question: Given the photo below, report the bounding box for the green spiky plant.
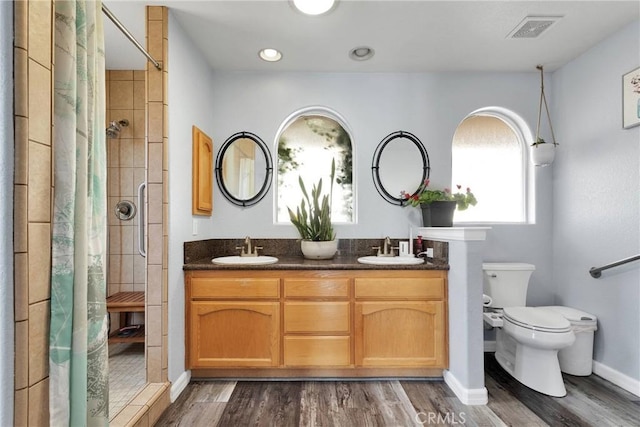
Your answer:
[288,159,336,241]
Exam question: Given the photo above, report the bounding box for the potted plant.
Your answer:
[530,137,557,167]
[288,159,338,259]
[401,180,477,227]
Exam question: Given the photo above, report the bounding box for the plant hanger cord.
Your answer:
[536,65,558,145]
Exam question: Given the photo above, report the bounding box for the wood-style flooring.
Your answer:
[156,355,640,426]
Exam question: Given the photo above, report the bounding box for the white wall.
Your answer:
[552,20,640,382]
[0,0,14,423]
[167,12,216,383]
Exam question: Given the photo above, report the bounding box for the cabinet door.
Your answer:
[355,301,446,368]
[189,301,280,368]
[192,126,213,215]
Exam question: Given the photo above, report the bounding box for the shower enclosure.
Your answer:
[105,70,147,416]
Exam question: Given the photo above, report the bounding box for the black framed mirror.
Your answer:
[372,130,430,206]
[215,131,273,207]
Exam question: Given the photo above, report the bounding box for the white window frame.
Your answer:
[453,107,535,225]
[273,105,357,225]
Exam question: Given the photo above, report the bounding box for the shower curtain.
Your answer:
[49,1,109,425]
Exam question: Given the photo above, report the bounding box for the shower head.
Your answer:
[106,119,130,139]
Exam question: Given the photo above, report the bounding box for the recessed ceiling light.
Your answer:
[349,46,375,61]
[291,0,337,16]
[259,48,282,62]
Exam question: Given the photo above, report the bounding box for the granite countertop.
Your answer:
[184,254,448,271]
[183,238,450,271]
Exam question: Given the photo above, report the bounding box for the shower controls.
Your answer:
[106,119,130,139]
[115,200,136,221]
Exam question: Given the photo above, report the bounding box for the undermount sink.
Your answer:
[357,256,424,265]
[211,256,279,265]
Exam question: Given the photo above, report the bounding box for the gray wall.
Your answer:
[0,0,14,423]
[551,20,639,381]
[202,71,556,303]
[167,12,216,382]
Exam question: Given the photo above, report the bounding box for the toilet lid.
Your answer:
[503,307,572,333]
[538,306,598,326]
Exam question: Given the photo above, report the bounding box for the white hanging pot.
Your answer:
[530,143,556,167]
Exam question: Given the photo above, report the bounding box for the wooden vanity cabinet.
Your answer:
[186,272,280,368]
[354,275,447,368]
[185,269,447,374]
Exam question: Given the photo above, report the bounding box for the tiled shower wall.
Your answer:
[13,1,53,425]
[106,70,146,299]
[144,4,170,387]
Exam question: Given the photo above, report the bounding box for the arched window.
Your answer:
[275,107,354,224]
[452,108,532,223]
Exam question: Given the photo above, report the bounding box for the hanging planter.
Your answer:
[530,139,556,167]
[530,65,558,167]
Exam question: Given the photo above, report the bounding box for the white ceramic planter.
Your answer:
[530,143,556,167]
[300,239,338,260]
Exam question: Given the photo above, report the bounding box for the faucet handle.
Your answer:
[253,246,263,256]
[391,246,399,256]
[371,246,381,256]
[235,245,246,256]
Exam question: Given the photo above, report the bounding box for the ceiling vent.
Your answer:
[507,16,563,39]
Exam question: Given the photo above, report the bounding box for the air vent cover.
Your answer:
[507,16,562,39]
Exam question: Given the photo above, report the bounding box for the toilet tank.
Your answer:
[483,263,535,308]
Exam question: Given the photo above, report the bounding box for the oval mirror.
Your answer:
[372,131,430,205]
[215,131,273,207]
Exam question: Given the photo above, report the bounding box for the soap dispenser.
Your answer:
[414,235,423,255]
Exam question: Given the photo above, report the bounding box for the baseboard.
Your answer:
[170,370,191,402]
[592,361,640,397]
[442,370,488,405]
[484,340,496,352]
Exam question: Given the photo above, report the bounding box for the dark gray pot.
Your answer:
[421,201,456,227]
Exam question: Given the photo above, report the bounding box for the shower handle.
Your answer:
[137,182,147,258]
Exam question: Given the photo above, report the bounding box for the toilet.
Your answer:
[482,263,575,397]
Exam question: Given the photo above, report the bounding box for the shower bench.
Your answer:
[106,291,145,344]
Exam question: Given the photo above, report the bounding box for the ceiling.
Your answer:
[103,1,639,72]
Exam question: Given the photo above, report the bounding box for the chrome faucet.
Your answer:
[236,236,262,257]
[383,236,392,256]
[372,236,397,257]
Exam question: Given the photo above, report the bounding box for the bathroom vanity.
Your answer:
[183,242,449,378]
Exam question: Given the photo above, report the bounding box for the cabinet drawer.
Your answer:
[284,302,350,333]
[354,277,444,299]
[191,277,279,299]
[284,336,351,366]
[284,278,349,298]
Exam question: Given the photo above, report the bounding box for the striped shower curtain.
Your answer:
[50,1,109,425]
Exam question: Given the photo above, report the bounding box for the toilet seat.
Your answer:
[503,307,572,333]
